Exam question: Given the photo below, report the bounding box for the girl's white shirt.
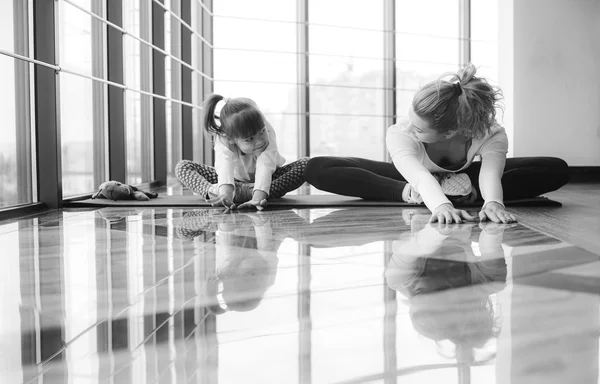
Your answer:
[386,117,508,212]
[214,121,286,195]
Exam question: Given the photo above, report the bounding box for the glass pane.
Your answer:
[123,0,153,184]
[214,0,295,22]
[471,0,499,83]
[61,74,96,196]
[0,2,34,207]
[213,18,295,52]
[0,1,15,52]
[310,86,385,117]
[66,0,91,12]
[310,0,383,29]
[310,26,384,59]
[125,90,143,185]
[60,0,106,196]
[0,56,33,207]
[309,1,385,160]
[214,1,298,160]
[395,0,460,119]
[310,115,386,160]
[311,56,385,88]
[60,0,93,77]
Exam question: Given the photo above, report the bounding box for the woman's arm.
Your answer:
[386,125,451,211]
[478,130,507,208]
[478,128,516,223]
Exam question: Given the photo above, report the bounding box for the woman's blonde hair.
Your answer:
[412,63,503,139]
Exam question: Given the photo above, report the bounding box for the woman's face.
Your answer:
[407,106,447,143]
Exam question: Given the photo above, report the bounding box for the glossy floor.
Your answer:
[1,199,599,383]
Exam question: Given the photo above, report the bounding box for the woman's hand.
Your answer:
[429,203,476,224]
[479,201,517,224]
[479,220,518,235]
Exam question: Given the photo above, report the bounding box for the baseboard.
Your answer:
[0,202,48,223]
[569,166,600,183]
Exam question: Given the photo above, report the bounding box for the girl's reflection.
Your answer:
[176,209,306,314]
[385,212,513,360]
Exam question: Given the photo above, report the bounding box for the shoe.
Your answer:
[402,173,475,205]
[402,183,424,204]
[435,173,473,196]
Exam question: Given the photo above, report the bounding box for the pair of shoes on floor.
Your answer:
[403,173,478,205]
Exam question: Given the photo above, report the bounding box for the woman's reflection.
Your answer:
[385,212,513,363]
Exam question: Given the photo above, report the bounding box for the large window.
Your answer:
[0,0,500,211]
[0,0,214,210]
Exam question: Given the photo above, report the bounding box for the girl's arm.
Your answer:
[214,136,236,191]
[386,125,451,212]
[254,121,286,197]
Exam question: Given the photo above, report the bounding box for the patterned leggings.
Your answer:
[175,157,310,199]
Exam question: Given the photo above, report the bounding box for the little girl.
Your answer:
[305,64,569,224]
[176,94,309,211]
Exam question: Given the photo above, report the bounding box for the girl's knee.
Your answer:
[175,160,196,177]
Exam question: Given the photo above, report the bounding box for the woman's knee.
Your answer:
[532,157,570,189]
[304,157,331,186]
[550,157,570,187]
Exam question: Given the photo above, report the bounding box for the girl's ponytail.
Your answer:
[201,93,225,137]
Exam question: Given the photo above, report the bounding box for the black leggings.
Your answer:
[304,156,569,202]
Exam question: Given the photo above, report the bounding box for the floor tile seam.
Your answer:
[509,256,600,284]
[513,271,600,296]
[106,300,211,380]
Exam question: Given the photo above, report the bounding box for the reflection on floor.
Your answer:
[1,199,599,383]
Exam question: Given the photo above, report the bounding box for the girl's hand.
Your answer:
[206,193,236,213]
[238,189,269,211]
[429,203,476,224]
[237,199,268,211]
[479,202,517,224]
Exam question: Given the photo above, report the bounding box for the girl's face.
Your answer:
[233,126,269,155]
[407,106,446,143]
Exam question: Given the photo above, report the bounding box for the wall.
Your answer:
[499,0,600,165]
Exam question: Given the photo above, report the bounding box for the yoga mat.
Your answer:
[66,194,562,208]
